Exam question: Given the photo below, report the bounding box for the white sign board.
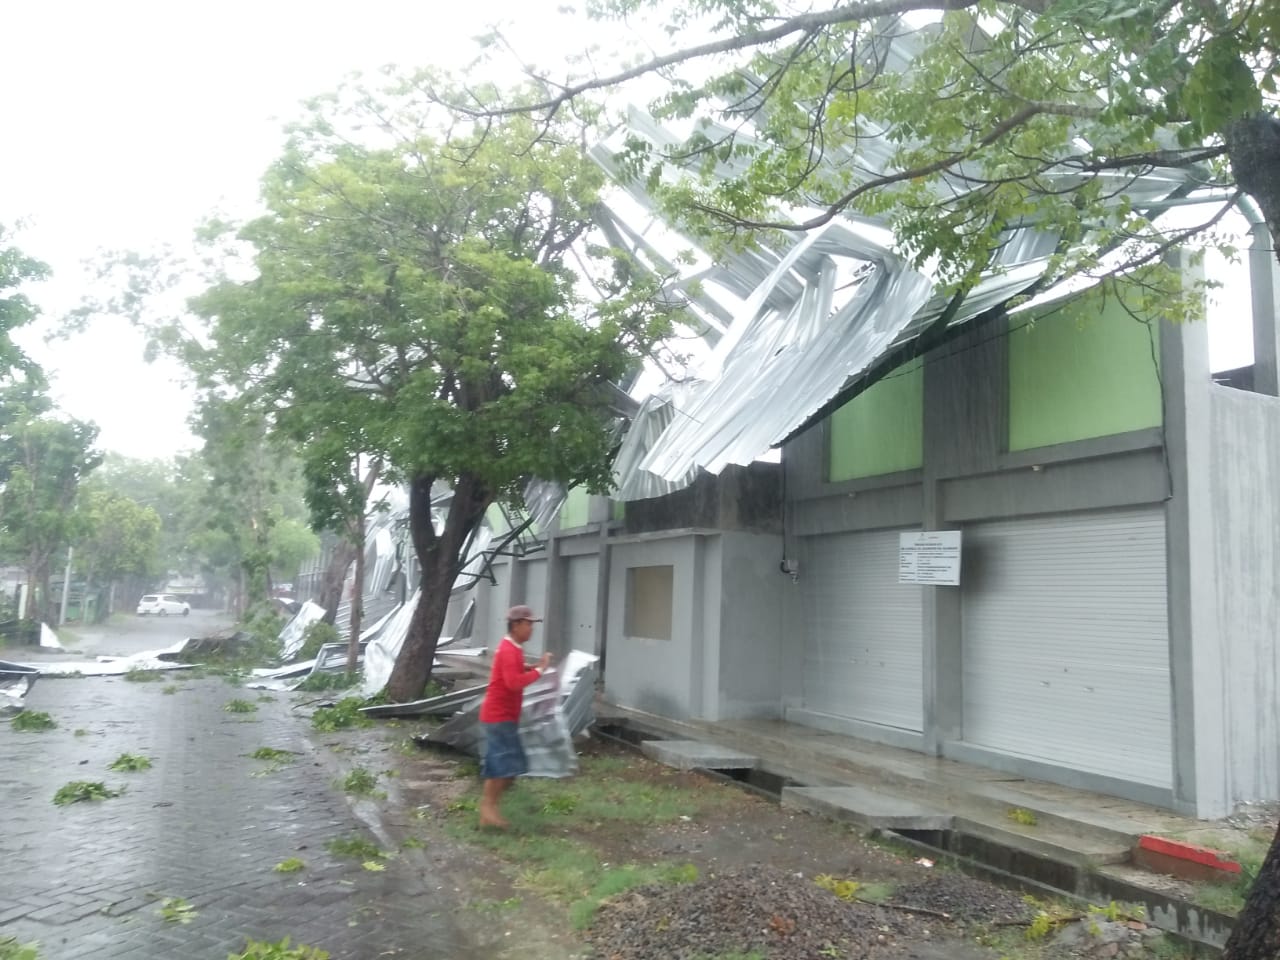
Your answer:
[899,531,963,586]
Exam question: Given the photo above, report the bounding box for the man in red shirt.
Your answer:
[478,604,552,828]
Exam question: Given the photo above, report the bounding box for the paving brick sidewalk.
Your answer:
[1,674,486,959]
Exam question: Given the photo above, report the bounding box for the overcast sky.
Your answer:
[1,0,595,458]
[0,1,1257,460]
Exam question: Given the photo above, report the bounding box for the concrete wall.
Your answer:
[1208,384,1280,807]
[714,531,786,719]
[600,528,788,722]
[604,533,703,719]
[624,464,783,536]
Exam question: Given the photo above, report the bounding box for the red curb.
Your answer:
[1137,835,1242,874]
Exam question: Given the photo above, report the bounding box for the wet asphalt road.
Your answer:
[0,618,492,960]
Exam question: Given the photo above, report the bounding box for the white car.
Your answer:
[136,594,190,617]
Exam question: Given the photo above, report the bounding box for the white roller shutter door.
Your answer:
[801,529,924,731]
[566,556,600,654]
[961,508,1172,788]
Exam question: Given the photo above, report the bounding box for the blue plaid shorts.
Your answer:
[481,721,528,779]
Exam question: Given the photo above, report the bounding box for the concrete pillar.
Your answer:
[1161,255,1226,817]
[1250,221,1280,397]
[593,524,612,671]
[542,529,571,659]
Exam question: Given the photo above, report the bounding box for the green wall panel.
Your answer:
[559,486,590,530]
[828,358,924,482]
[1008,292,1162,452]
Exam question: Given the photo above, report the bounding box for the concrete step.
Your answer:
[640,739,759,771]
[954,815,1132,868]
[781,785,953,831]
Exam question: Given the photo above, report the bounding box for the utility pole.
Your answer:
[58,546,73,625]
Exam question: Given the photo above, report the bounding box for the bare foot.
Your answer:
[478,808,510,830]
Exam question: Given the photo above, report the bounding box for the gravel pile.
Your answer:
[890,873,1035,924]
[587,865,908,960]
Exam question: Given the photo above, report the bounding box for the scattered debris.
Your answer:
[15,638,200,678]
[914,858,935,868]
[359,683,486,719]
[0,660,39,717]
[587,864,909,960]
[278,602,326,661]
[418,652,598,779]
[39,623,62,650]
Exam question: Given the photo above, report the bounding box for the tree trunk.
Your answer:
[1226,113,1280,267]
[39,562,53,624]
[347,533,365,674]
[318,539,359,624]
[385,471,492,702]
[1223,822,1280,959]
[387,573,453,701]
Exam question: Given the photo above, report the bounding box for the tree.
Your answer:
[75,487,162,621]
[0,415,101,622]
[459,0,1277,287]
[0,223,50,379]
[95,454,206,579]
[189,74,675,701]
[193,397,317,615]
[300,451,384,672]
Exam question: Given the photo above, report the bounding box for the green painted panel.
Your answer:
[560,486,590,530]
[1008,291,1162,452]
[828,358,924,482]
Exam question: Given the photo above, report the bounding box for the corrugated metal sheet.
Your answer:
[589,96,1211,500]
[960,508,1172,788]
[801,529,924,732]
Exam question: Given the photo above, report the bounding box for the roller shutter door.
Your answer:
[960,508,1172,788]
[566,556,600,654]
[801,529,924,731]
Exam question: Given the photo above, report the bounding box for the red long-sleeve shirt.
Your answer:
[478,637,542,723]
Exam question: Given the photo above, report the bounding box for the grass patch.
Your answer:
[1193,851,1262,916]
[1147,934,1197,959]
[73,728,88,737]
[230,939,329,960]
[162,684,180,695]
[250,747,296,762]
[448,800,697,931]
[454,758,480,779]
[53,781,122,806]
[580,754,632,776]
[340,767,379,796]
[108,753,153,772]
[311,697,371,732]
[324,836,386,860]
[295,671,361,693]
[273,858,306,874]
[123,667,161,682]
[11,710,56,731]
[0,937,41,960]
[257,694,277,703]
[224,698,258,714]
